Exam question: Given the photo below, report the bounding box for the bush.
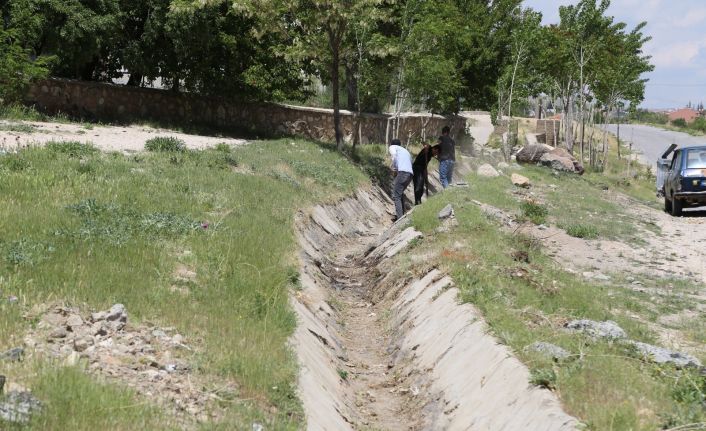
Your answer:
[671,118,687,128]
[565,224,599,239]
[145,136,186,152]
[520,201,548,225]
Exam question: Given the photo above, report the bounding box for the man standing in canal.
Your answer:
[389,139,413,221]
[438,126,455,188]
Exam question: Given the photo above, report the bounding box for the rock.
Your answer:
[539,153,576,173]
[529,342,570,360]
[0,348,23,363]
[516,144,584,174]
[152,329,168,339]
[438,204,455,220]
[583,272,611,281]
[64,351,81,367]
[565,319,627,339]
[42,312,66,327]
[91,311,107,322]
[497,161,510,170]
[74,338,90,352]
[252,422,264,431]
[172,334,184,345]
[511,173,531,188]
[106,304,127,323]
[66,314,83,328]
[630,341,702,368]
[49,327,68,339]
[0,391,42,424]
[91,322,108,336]
[7,296,18,304]
[477,163,500,177]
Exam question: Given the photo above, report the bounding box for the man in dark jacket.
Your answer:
[412,144,440,205]
[438,126,456,188]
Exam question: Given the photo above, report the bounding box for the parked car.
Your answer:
[657,144,706,216]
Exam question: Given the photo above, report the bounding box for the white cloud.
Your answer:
[668,7,706,28]
[649,40,703,68]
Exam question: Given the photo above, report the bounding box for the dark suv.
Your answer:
[658,145,706,216]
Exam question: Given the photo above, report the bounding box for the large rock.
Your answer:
[565,319,627,339]
[516,144,584,174]
[438,204,454,220]
[529,342,570,361]
[630,341,702,368]
[477,163,500,177]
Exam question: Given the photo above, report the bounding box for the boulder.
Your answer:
[0,348,23,363]
[511,173,531,188]
[565,319,627,339]
[477,163,500,177]
[516,144,584,174]
[497,161,510,170]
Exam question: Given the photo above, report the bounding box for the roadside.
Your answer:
[604,123,706,165]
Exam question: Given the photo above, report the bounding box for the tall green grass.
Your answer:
[0,139,368,429]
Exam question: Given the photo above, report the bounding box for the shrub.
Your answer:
[1,154,31,172]
[46,141,99,157]
[520,201,548,225]
[565,224,599,239]
[671,118,687,128]
[145,136,186,152]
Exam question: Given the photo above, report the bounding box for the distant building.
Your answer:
[668,108,700,123]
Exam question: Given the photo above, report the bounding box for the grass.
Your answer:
[408,188,705,430]
[145,136,187,152]
[0,138,369,429]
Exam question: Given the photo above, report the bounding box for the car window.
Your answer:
[686,149,706,168]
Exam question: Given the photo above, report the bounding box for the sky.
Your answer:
[523,0,706,110]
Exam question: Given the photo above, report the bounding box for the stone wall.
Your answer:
[27,79,466,144]
[535,119,561,146]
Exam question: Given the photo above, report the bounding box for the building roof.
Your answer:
[668,108,700,123]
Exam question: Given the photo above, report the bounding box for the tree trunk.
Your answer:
[617,113,621,160]
[127,73,143,87]
[345,62,358,112]
[330,33,343,150]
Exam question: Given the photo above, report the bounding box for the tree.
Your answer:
[0,6,51,104]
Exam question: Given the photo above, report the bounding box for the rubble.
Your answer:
[21,303,232,426]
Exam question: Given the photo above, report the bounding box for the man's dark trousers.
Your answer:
[392,172,413,219]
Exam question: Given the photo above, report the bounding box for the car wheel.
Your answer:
[664,196,673,213]
[671,197,683,217]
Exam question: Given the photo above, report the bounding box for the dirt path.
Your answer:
[0,119,246,152]
[328,244,418,430]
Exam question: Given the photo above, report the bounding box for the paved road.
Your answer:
[604,123,706,165]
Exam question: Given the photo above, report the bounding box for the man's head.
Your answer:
[390,138,402,147]
[442,126,450,135]
[431,145,441,157]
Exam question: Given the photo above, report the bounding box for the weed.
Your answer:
[3,238,55,266]
[215,142,231,152]
[46,141,99,158]
[520,200,548,225]
[529,368,557,390]
[565,224,599,239]
[1,154,31,171]
[0,123,36,133]
[337,369,349,381]
[145,136,186,152]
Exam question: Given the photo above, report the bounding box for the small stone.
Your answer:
[91,311,107,322]
[7,296,18,304]
[91,322,108,336]
[105,304,127,323]
[511,173,531,188]
[73,338,90,352]
[152,329,167,339]
[162,364,178,373]
[50,327,68,339]
[438,204,454,220]
[42,313,66,327]
[497,161,510,170]
[64,351,80,367]
[172,334,184,345]
[252,422,264,431]
[477,163,500,177]
[1,348,24,363]
[66,314,83,328]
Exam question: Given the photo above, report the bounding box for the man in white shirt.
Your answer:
[388,139,414,221]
